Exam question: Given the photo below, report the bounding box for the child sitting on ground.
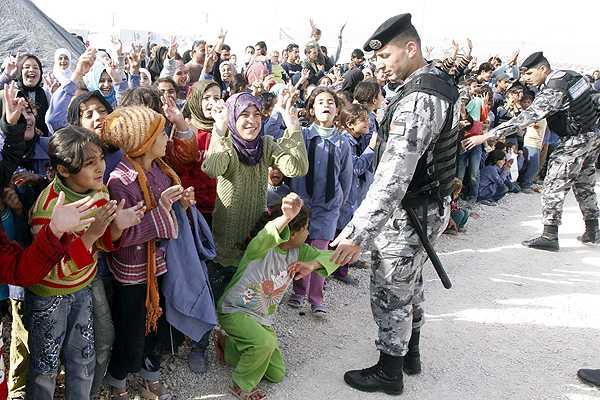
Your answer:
[446,178,469,234]
[215,193,340,400]
[478,149,511,206]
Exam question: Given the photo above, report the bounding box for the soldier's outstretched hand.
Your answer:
[331,233,361,265]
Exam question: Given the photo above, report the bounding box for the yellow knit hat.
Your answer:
[101,106,166,158]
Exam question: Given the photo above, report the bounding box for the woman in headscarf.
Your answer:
[83,61,121,108]
[52,48,73,85]
[201,92,308,272]
[166,80,220,224]
[0,54,50,136]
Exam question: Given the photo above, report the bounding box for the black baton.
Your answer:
[404,205,452,289]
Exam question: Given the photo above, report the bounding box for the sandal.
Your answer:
[287,294,304,309]
[230,384,267,400]
[213,328,226,364]
[140,380,172,400]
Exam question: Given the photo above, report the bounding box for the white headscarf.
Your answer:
[53,48,73,84]
[139,68,152,86]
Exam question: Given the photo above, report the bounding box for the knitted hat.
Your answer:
[101,106,165,158]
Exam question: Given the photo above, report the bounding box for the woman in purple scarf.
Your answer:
[202,90,309,270]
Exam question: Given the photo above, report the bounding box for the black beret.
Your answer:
[520,51,546,70]
[363,13,414,52]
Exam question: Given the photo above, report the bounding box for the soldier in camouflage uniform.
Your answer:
[465,51,600,251]
[331,14,460,395]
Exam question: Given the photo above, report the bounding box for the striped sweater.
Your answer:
[29,178,115,296]
[106,159,179,284]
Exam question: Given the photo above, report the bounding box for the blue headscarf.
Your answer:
[83,61,117,107]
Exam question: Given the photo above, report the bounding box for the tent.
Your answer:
[0,0,85,68]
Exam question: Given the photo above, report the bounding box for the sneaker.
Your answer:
[478,199,497,206]
[311,304,327,319]
[287,294,304,309]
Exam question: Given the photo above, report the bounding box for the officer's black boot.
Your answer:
[403,330,421,375]
[344,352,404,395]
[578,368,600,387]
[521,225,559,251]
[577,219,600,244]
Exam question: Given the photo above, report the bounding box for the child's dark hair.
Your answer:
[353,79,381,105]
[67,91,113,126]
[340,103,368,129]
[49,125,103,175]
[120,87,163,114]
[305,87,340,123]
[485,149,506,166]
[244,203,311,250]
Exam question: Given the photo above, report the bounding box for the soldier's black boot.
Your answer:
[578,368,600,387]
[577,219,600,244]
[344,352,404,395]
[521,225,559,251]
[403,330,421,375]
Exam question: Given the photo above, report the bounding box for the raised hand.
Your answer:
[3,52,19,78]
[85,200,118,240]
[281,192,303,221]
[168,35,178,59]
[509,49,520,66]
[43,73,60,94]
[105,59,122,84]
[211,99,228,135]
[72,48,96,82]
[48,192,97,238]
[282,84,300,130]
[111,33,123,57]
[3,82,28,125]
[159,185,184,211]
[128,46,142,74]
[161,94,187,132]
[465,38,473,56]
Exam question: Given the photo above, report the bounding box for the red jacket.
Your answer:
[0,224,92,287]
[166,128,217,216]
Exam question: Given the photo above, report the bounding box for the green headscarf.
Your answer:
[187,80,220,131]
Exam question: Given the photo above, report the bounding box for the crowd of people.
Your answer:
[0,16,599,400]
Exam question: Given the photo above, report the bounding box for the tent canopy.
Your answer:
[0,0,85,69]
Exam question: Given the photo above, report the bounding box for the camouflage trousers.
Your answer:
[370,199,450,357]
[542,132,600,226]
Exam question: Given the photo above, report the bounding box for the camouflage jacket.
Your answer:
[488,70,567,140]
[338,63,460,248]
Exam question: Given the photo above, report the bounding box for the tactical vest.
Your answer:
[376,69,459,212]
[545,70,600,137]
